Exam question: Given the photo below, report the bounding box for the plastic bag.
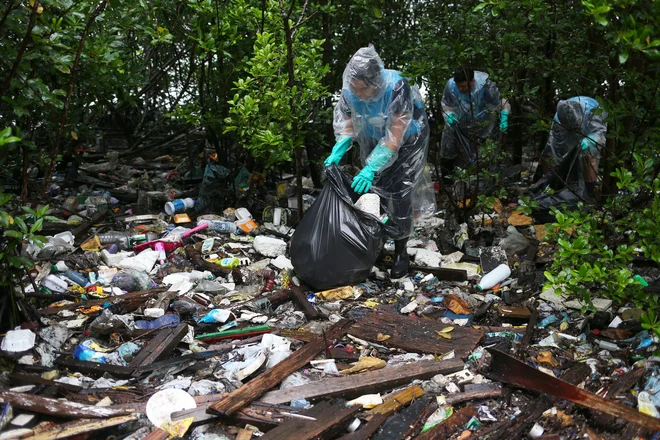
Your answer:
[111,269,153,292]
[291,165,393,290]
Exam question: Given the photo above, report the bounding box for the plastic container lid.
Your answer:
[145,389,196,427]
[1,329,36,352]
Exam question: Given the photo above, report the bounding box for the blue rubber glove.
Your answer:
[500,110,509,133]
[580,136,597,152]
[324,136,352,167]
[446,113,458,126]
[351,144,394,194]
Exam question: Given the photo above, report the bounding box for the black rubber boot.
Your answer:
[391,239,410,279]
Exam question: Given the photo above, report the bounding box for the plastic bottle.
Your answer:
[476,264,512,291]
[98,231,131,250]
[64,270,90,287]
[164,198,195,216]
[198,309,231,323]
[74,344,108,363]
[200,220,237,234]
[217,257,240,269]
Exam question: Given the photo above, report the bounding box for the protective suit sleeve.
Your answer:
[441,80,458,123]
[365,79,413,171]
[583,110,607,158]
[333,92,355,138]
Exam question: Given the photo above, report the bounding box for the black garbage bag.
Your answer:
[291,165,395,290]
[530,145,587,223]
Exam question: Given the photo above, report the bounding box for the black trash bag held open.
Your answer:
[291,165,396,290]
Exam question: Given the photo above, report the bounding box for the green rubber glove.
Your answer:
[580,136,597,152]
[351,144,394,194]
[447,113,458,126]
[324,136,352,167]
[500,110,509,133]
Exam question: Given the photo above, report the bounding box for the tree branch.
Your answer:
[42,0,108,196]
[0,0,40,98]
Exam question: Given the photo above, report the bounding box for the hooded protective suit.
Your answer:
[332,46,434,240]
[542,96,607,165]
[440,71,503,165]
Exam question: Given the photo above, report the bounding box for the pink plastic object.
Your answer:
[133,223,208,253]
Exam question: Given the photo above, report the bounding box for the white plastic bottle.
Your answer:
[164,198,195,215]
[476,264,511,291]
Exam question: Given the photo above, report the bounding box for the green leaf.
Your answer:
[473,3,488,12]
[372,7,382,19]
[3,230,24,239]
[619,51,629,64]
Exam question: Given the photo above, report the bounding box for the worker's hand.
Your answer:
[446,113,459,126]
[500,110,509,133]
[351,167,376,194]
[324,136,352,167]
[580,136,597,153]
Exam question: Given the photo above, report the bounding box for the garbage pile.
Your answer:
[1,158,660,440]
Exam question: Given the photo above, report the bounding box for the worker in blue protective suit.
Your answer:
[440,67,510,184]
[541,96,607,197]
[324,45,433,279]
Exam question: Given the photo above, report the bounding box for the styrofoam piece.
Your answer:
[354,194,380,217]
[41,275,68,294]
[145,389,196,427]
[1,330,36,353]
[253,236,287,258]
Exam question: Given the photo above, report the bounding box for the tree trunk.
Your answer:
[280,0,304,218]
[0,1,40,99]
[41,1,107,197]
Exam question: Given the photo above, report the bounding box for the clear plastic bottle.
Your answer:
[98,231,131,250]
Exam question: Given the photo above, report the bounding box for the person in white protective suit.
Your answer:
[440,67,510,184]
[324,45,433,279]
[541,96,607,197]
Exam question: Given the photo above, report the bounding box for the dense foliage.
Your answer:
[1,0,659,324]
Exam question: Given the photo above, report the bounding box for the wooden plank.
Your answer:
[20,414,137,440]
[444,385,503,405]
[518,307,538,352]
[290,286,320,319]
[56,356,135,378]
[366,385,426,419]
[349,310,483,359]
[142,429,169,440]
[0,391,134,418]
[261,401,360,440]
[260,359,462,405]
[208,319,354,416]
[486,348,660,431]
[8,372,83,393]
[379,262,468,281]
[129,323,188,368]
[39,287,166,316]
[326,347,360,361]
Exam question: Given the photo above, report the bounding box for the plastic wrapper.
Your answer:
[332,45,435,238]
[440,71,503,165]
[291,166,395,290]
[111,269,153,292]
[196,162,230,213]
[542,96,607,165]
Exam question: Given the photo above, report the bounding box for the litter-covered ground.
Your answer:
[1,153,660,440]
